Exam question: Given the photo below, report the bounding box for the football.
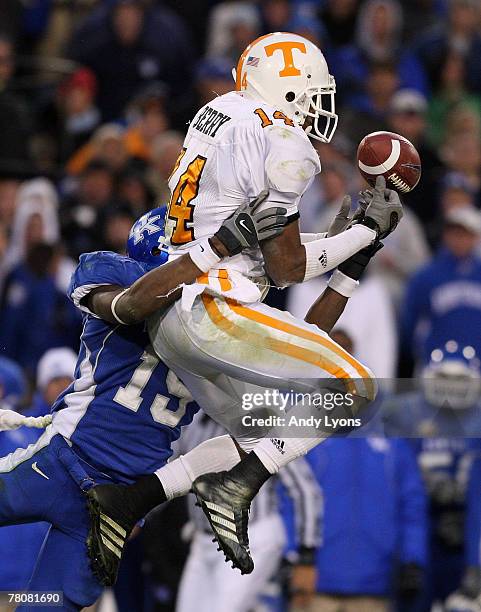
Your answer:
[357,131,422,193]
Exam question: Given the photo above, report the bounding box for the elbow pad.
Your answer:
[303,225,376,282]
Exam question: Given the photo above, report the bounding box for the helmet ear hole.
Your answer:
[151,247,160,256]
[285,91,295,102]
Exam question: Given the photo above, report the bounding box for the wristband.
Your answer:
[214,225,240,256]
[189,239,221,273]
[111,289,129,325]
[328,269,359,298]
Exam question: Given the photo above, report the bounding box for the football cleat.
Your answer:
[86,484,138,586]
[192,471,254,574]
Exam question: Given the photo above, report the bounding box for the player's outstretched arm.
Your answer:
[86,193,288,325]
[86,250,215,325]
[260,176,402,287]
[306,241,384,333]
[305,286,349,333]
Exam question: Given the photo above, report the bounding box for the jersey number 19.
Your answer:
[113,345,192,427]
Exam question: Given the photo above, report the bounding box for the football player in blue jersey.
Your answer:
[0,194,288,610]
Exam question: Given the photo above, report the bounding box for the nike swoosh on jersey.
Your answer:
[32,462,49,480]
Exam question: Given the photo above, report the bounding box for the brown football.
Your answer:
[357,131,422,193]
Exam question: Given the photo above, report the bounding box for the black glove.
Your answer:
[396,562,424,600]
[337,241,384,281]
[214,190,288,256]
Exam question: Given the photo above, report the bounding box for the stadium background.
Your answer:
[1,0,481,611]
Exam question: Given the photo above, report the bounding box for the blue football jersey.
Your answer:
[51,251,199,484]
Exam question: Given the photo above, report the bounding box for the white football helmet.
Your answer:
[233,31,338,143]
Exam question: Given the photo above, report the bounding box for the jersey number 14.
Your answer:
[167,148,207,245]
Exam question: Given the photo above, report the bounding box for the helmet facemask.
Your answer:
[293,76,338,143]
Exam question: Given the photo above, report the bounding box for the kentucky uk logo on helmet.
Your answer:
[127,206,169,269]
[130,213,163,246]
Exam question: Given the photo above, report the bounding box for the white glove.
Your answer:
[0,408,52,431]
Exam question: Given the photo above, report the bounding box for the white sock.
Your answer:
[233,436,262,453]
[253,436,323,474]
[155,434,241,500]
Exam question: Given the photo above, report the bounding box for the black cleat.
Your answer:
[86,484,138,586]
[192,471,254,574]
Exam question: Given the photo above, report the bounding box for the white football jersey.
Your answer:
[164,91,321,301]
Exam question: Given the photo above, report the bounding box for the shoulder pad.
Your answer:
[265,125,321,196]
[68,251,147,311]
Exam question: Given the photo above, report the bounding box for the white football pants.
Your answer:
[149,295,376,460]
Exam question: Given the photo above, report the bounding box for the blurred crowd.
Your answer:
[2,0,481,611]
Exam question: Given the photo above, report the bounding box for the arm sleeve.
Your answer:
[278,456,323,551]
[68,251,147,316]
[302,225,376,282]
[300,233,327,243]
[396,439,428,566]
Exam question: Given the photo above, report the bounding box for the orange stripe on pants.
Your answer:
[201,294,358,395]
[225,299,375,399]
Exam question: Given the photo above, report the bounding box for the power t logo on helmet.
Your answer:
[233,32,338,143]
[264,40,307,76]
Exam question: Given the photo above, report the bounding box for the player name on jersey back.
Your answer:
[191,105,232,138]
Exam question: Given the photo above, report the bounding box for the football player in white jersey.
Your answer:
[91,32,403,575]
